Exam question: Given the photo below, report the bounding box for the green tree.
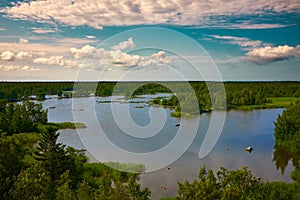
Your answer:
[34,127,70,194]
[0,135,26,199]
[274,100,300,151]
[177,166,261,200]
[9,163,52,200]
[177,167,221,200]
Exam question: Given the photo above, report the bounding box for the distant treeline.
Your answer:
[0,81,299,109]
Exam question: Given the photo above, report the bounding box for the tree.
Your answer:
[34,127,70,195]
[9,163,52,200]
[177,167,221,200]
[177,166,261,200]
[274,100,300,151]
[0,135,26,199]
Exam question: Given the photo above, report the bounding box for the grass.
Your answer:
[36,122,86,133]
[104,162,145,173]
[50,122,87,129]
[234,97,299,110]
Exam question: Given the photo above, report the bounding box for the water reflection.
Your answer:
[273,145,300,175]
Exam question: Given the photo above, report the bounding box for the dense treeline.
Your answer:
[1,81,299,116]
[0,82,74,101]
[1,81,299,102]
[273,100,300,183]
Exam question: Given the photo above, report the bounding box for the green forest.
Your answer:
[0,81,299,116]
[0,82,300,199]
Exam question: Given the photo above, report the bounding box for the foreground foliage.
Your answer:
[0,101,150,200]
[173,166,300,200]
[0,130,150,200]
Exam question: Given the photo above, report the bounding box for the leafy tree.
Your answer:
[0,135,26,199]
[177,166,261,200]
[56,171,76,200]
[274,100,300,151]
[9,163,52,200]
[77,180,95,200]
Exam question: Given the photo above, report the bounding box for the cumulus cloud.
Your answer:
[112,53,141,67]
[33,56,85,68]
[0,38,170,70]
[69,45,111,59]
[111,37,135,50]
[1,0,299,29]
[0,51,15,61]
[16,51,31,59]
[0,50,41,61]
[0,27,5,31]
[70,44,170,68]
[148,51,170,65]
[245,45,300,65]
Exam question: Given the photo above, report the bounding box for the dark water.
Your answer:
[43,96,293,199]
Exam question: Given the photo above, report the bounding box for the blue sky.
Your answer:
[0,0,299,81]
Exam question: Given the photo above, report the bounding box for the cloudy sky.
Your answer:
[0,0,299,81]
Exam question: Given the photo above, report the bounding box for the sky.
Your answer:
[0,0,299,81]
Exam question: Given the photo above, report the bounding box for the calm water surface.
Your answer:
[43,96,293,199]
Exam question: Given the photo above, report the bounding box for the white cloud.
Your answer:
[70,44,170,68]
[33,56,84,68]
[0,50,44,61]
[69,45,111,59]
[1,0,299,29]
[232,23,290,29]
[245,45,300,65]
[57,38,96,45]
[0,51,15,61]
[149,51,170,64]
[86,35,96,39]
[0,27,5,31]
[0,64,40,71]
[0,38,170,70]
[111,37,135,50]
[19,38,28,44]
[210,35,263,50]
[16,51,31,59]
[112,53,141,67]
[0,65,17,71]
[31,28,56,34]
[21,65,40,71]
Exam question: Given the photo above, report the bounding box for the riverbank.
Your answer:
[231,97,299,110]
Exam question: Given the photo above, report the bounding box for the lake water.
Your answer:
[43,96,293,199]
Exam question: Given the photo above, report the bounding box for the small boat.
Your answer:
[245,146,253,153]
[175,123,180,127]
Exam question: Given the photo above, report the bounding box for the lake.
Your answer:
[43,95,293,199]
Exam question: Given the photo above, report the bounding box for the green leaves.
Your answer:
[0,101,48,135]
[177,166,300,200]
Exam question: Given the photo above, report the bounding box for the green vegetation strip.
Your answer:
[233,97,300,110]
